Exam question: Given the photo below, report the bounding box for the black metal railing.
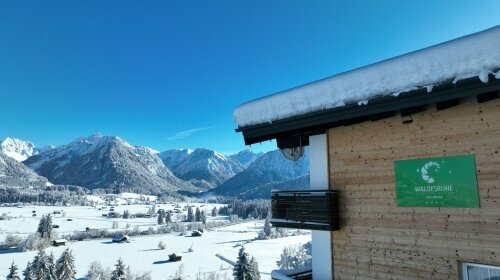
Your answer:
[290,270,312,280]
[271,190,339,231]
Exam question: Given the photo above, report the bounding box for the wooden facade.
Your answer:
[328,96,500,279]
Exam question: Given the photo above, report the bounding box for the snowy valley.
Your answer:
[0,202,311,279]
[0,135,312,279]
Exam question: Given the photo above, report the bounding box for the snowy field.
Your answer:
[0,204,310,279]
[0,202,225,241]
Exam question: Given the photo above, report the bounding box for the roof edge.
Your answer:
[237,75,500,146]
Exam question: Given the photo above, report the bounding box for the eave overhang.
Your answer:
[236,74,500,147]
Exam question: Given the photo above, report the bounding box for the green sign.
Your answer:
[394,155,479,208]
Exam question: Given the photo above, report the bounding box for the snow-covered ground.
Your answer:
[0,202,225,241]
[85,192,158,205]
[0,204,311,279]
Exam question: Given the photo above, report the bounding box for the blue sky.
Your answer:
[0,1,499,154]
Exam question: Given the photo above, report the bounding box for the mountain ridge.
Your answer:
[0,134,309,199]
[159,148,243,190]
[0,137,39,162]
[211,148,309,198]
[23,134,197,196]
[229,150,264,168]
[0,152,49,188]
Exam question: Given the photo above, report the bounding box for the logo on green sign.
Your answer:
[394,155,479,208]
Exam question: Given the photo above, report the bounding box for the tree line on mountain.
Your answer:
[0,186,89,206]
[0,185,191,206]
[217,199,270,220]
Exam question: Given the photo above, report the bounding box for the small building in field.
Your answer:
[191,230,202,237]
[234,26,500,279]
[51,239,67,247]
[107,211,120,218]
[112,235,130,243]
[168,253,182,262]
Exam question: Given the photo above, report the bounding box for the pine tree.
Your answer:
[6,261,20,280]
[251,208,259,219]
[165,211,172,224]
[150,205,156,217]
[46,252,57,280]
[111,258,126,280]
[123,210,130,219]
[187,207,194,222]
[263,215,272,238]
[85,261,103,280]
[56,248,76,280]
[201,210,207,225]
[32,250,49,280]
[195,207,201,222]
[276,243,311,270]
[211,207,217,217]
[157,210,165,225]
[37,214,53,239]
[37,215,46,238]
[22,261,35,280]
[45,214,53,239]
[125,266,132,280]
[233,246,253,280]
[249,257,261,280]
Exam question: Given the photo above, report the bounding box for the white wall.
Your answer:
[309,134,333,279]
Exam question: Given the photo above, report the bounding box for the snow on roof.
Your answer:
[53,239,67,243]
[234,26,500,128]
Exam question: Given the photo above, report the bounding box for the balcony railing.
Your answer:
[271,190,339,231]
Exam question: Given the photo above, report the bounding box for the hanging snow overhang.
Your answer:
[233,26,500,148]
[236,76,500,147]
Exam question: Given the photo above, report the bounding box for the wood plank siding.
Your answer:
[328,96,500,279]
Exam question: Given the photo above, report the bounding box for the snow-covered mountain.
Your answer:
[0,137,39,162]
[229,150,264,168]
[0,152,49,187]
[24,134,196,195]
[212,148,309,198]
[160,148,244,190]
[0,134,310,198]
[38,145,55,154]
[158,149,193,170]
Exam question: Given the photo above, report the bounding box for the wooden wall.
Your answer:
[328,96,500,279]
